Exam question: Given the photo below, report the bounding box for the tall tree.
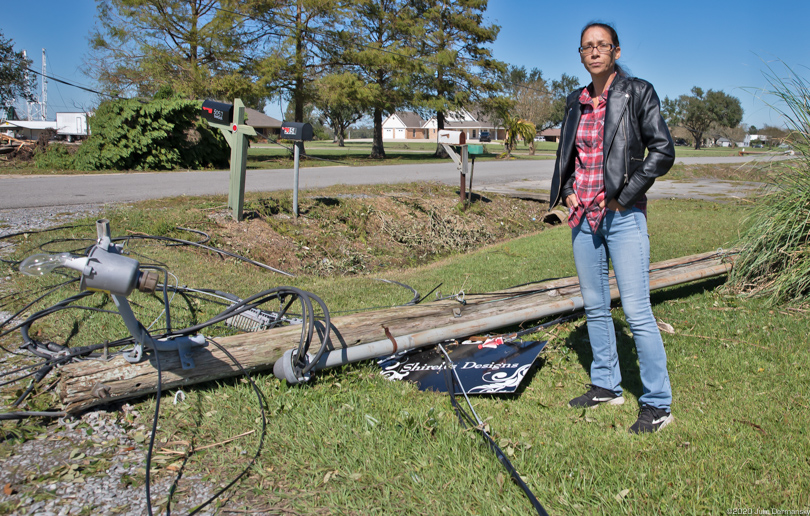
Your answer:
[335,0,422,159]
[0,30,34,109]
[503,66,548,155]
[504,68,579,131]
[410,0,503,156]
[663,87,743,150]
[88,0,266,102]
[249,0,343,124]
[546,73,580,130]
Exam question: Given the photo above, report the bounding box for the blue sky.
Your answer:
[3,0,808,128]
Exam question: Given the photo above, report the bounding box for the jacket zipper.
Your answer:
[608,93,630,188]
[623,114,629,184]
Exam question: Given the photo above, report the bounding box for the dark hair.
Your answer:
[580,21,629,77]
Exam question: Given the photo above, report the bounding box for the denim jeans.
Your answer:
[571,207,672,410]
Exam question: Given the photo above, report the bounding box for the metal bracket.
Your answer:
[153,334,208,369]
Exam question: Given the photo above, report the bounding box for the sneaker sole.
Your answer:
[568,396,625,409]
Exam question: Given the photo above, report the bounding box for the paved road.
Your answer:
[0,155,782,209]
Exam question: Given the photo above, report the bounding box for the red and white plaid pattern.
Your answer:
[569,87,608,231]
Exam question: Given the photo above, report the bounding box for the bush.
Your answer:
[728,64,810,304]
[36,98,229,171]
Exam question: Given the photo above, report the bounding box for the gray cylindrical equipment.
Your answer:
[80,246,141,296]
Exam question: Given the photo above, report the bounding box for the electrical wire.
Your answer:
[438,343,548,516]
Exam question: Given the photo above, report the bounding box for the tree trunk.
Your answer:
[371,108,385,159]
[433,111,448,158]
[690,130,703,150]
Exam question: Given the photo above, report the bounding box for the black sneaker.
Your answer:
[629,404,673,434]
[568,384,625,408]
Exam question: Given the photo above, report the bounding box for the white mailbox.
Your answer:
[437,129,466,145]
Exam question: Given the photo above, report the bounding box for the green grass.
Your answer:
[1,188,808,514]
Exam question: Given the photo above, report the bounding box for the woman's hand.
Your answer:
[600,199,626,212]
[565,194,579,209]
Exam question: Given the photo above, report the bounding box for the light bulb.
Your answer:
[19,253,71,276]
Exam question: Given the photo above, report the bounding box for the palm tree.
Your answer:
[500,114,536,158]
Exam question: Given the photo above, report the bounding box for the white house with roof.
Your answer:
[382,112,426,139]
[382,109,504,141]
[739,134,769,148]
[0,120,58,141]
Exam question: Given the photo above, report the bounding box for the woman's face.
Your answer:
[580,26,621,79]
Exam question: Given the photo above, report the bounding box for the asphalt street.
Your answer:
[0,155,782,210]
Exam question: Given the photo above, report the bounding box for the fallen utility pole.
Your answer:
[59,251,733,413]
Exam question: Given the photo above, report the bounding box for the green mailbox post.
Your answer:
[201,98,257,221]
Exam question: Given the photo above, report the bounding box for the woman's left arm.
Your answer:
[615,83,676,208]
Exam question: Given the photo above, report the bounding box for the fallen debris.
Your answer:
[58,250,734,413]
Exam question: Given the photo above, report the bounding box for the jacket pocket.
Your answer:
[627,155,644,184]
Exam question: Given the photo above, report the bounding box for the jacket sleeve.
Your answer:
[616,83,675,208]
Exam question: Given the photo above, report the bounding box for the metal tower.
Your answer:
[24,49,47,121]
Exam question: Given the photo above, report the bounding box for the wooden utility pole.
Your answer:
[58,251,733,413]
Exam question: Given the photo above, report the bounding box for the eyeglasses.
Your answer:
[578,44,616,55]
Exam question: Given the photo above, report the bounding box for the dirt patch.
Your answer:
[207,183,554,276]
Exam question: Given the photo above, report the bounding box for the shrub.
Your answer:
[36,98,229,171]
[728,64,810,304]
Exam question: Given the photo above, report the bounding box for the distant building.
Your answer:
[740,134,769,148]
[382,109,505,141]
[0,120,57,141]
[245,108,283,139]
[539,128,561,143]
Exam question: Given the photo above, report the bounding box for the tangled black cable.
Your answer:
[438,343,548,516]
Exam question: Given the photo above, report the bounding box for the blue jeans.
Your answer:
[571,207,672,410]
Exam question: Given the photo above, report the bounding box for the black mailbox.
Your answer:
[201,100,234,125]
[280,121,314,141]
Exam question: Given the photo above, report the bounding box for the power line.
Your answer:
[25,67,118,99]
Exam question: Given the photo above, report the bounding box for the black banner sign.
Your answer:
[378,338,546,394]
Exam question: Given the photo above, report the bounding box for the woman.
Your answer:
[549,22,675,433]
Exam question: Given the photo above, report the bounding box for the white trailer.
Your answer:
[56,112,89,142]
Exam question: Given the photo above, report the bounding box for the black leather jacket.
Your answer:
[549,75,675,210]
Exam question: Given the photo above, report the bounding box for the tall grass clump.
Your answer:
[728,63,810,304]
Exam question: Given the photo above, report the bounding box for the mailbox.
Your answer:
[201,100,234,125]
[280,121,314,141]
[438,129,466,145]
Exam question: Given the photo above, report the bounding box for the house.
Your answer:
[740,134,769,148]
[245,108,283,139]
[716,137,732,148]
[382,112,427,139]
[381,109,505,141]
[0,120,58,141]
[539,128,561,143]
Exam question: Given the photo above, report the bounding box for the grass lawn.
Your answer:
[1,186,808,514]
[3,138,789,176]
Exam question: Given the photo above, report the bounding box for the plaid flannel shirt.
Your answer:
[568,87,608,231]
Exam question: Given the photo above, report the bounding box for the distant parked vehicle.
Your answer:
[56,112,89,142]
[674,138,688,146]
[479,131,491,142]
[534,135,545,142]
